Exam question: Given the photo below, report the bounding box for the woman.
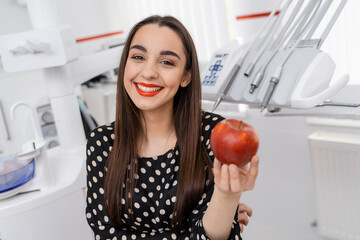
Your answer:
[86,15,259,239]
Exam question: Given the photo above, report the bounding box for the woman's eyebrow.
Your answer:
[130,44,146,52]
[160,50,180,60]
[130,45,180,60]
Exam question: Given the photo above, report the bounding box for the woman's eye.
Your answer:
[160,60,174,66]
[131,55,144,60]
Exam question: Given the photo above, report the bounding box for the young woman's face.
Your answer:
[124,24,190,113]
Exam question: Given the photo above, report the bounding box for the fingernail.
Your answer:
[230,165,237,174]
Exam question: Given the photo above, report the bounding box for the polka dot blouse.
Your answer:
[85,111,242,239]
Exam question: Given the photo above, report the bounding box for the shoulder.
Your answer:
[201,111,224,146]
[201,111,224,131]
[86,122,115,164]
[86,122,115,144]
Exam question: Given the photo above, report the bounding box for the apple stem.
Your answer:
[239,121,243,129]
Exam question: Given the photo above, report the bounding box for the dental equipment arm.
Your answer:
[243,0,292,77]
[211,1,283,112]
[0,101,11,140]
[260,0,323,111]
[305,0,333,39]
[10,102,43,142]
[289,0,318,41]
[66,46,121,86]
[270,0,305,51]
[273,0,319,51]
[318,0,348,48]
[260,0,348,111]
[204,0,349,114]
[249,0,305,93]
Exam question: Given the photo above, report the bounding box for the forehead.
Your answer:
[130,24,185,54]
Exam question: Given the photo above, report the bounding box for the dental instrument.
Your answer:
[269,0,305,51]
[273,0,318,50]
[211,0,283,112]
[243,0,292,77]
[305,0,333,39]
[260,0,326,111]
[211,62,241,112]
[202,0,349,111]
[288,0,319,41]
[318,0,348,48]
[249,0,306,94]
[285,0,324,49]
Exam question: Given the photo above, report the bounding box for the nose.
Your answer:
[141,60,159,79]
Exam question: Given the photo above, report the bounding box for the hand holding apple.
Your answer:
[212,155,259,198]
[210,119,259,167]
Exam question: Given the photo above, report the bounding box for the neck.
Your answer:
[137,106,176,157]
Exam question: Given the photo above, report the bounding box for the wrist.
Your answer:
[203,186,241,239]
[213,185,242,203]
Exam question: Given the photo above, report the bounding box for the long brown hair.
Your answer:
[104,15,213,232]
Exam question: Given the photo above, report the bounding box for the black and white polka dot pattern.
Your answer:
[85,111,242,239]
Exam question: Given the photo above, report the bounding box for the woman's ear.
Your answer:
[180,71,191,87]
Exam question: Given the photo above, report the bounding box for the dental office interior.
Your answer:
[0,0,360,239]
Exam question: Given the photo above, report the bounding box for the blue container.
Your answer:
[0,155,35,194]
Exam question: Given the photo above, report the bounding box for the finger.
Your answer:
[229,164,242,193]
[240,223,244,233]
[249,155,259,176]
[239,203,253,217]
[213,158,222,185]
[246,155,260,190]
[238,212,250,226]
[240,162,249,172]
[237,166,248,176]
[213,158,222,170]
[219,164,230,191]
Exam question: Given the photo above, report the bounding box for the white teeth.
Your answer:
[136,83,162,92]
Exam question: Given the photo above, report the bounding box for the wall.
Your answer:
[113,0,230,62]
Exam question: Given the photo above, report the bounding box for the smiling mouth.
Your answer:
[135,82,164,97]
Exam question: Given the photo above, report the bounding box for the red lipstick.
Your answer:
[135,82,163,97]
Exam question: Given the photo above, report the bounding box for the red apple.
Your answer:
[210,119,259,167]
